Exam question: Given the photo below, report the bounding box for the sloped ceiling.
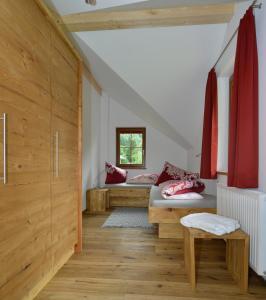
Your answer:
[76,24,226,147]
[46,0,234,150]
[74,34,192,149]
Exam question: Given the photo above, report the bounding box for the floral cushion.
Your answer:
[127,174,158,184]
[105,162,127,184]
[155,161,186,186]
[184,172,200,181]
[161,180,205,197]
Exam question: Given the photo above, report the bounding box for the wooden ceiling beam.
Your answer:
[60,3,234,32]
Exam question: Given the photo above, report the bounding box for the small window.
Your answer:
[116,128,146,169]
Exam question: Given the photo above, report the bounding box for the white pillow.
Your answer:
[162,192,203,200]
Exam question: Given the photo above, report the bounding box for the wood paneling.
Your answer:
[36,213,266,300]
[76,61,83,253]
[34,0,82,61]
[50,26,79,272]
[0,1,81,299]
[60,3,234,32]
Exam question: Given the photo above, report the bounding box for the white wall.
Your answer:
[82,75,101,210]
[256,1,266,192]
[99,94,188,186]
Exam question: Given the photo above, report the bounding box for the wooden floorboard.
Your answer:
[36,212,266,299]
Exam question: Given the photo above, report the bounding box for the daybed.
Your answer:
[102,183,152,207]
[148,185,217,238]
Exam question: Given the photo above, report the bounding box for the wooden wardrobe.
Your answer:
[0,1,82,299]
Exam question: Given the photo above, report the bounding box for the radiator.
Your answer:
[217,184,266,276]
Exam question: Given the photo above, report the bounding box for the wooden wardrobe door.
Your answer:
[0,1,52,298]
[50,29,79,266]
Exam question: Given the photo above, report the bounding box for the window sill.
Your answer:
[118,165,147,170]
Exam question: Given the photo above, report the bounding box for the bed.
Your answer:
[101,183,153,207]
[149,185,217,238]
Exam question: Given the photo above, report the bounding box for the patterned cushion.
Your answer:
[184,172,200,181]
[155,161,186,186]
[161,180,205,197]
[105,162,127,184]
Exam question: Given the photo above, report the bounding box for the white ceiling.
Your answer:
[46,0,234,150]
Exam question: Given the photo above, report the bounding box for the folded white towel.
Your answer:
[180,213,240,236]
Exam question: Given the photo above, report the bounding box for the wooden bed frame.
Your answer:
[149,206,216,238]
[108,187,151,208]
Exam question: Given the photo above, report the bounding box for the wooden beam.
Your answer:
[83,65,102,95]
[60,3,234,32]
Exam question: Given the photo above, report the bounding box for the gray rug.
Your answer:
[102,207,154,229]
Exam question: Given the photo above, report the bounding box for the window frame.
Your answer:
[116,127,146,169]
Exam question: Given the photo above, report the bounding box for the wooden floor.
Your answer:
[36,211,266,300]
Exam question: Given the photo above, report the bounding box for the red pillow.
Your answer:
[105,162,127,184]
[161,180,205,197]
[155,161,185,186]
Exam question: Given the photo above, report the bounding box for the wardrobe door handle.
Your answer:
[55,131,59,178]
[0,113,7,184]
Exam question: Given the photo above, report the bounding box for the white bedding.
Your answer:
[102,183,153,189]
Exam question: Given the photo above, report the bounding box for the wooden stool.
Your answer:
[183,226,249,292]
[87,188,109,214]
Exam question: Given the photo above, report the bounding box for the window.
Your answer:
[217,75,232,175]
[116,128,146,169]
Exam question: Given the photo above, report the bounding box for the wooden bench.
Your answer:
[87,188,110,214]
[109,187,150,208]
[183,226,249,292]
[87,186,151,213]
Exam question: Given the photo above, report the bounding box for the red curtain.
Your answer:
[228,8,258,188]
[200,68,218,179]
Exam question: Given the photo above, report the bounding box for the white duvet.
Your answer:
[180,212,240,236]
[162,192,203,200]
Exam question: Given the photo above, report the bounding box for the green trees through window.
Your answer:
[116,128,146,169]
